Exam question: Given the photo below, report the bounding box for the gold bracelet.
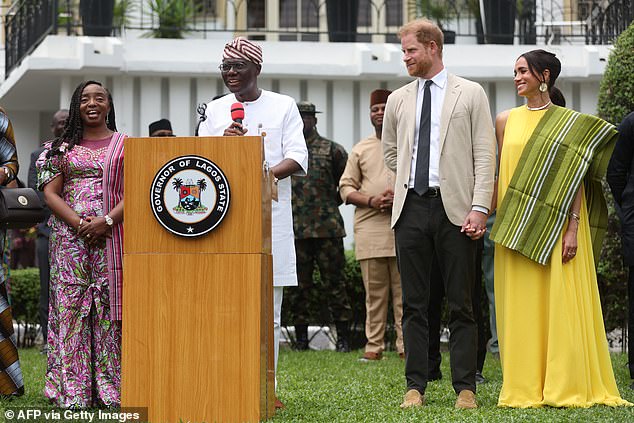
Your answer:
[568,211,580,223]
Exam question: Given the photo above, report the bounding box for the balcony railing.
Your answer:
[4,0,633,78]
[4,0,57,77]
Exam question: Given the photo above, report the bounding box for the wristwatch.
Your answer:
[104,214,114,226]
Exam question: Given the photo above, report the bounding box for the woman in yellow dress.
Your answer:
[491,49,630,407]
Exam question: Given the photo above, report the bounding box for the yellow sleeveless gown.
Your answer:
[494,106,630,407]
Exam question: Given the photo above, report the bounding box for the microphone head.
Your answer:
[231,102,245,121]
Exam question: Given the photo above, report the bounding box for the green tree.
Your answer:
[172,177,183,191]
[596,22,634,335]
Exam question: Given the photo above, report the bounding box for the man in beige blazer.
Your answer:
[382,18,496,410]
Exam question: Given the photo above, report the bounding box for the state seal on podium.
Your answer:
[150,155,230,237]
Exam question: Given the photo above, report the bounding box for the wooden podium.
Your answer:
[122,136,274,422]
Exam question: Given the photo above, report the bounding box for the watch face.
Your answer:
[105,215,113,226]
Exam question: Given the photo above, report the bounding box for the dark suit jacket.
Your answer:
[607,111,634,264]
[28,147,51,238]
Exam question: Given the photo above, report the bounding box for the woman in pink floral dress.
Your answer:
[37,81,125,408]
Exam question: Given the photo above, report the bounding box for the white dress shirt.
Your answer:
[408,68,447,189]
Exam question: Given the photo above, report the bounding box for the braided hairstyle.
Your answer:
[519,49,566,107]
[47,80,117,157]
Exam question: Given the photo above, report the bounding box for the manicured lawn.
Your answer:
[2,348,633,422]
[273,348,634,422]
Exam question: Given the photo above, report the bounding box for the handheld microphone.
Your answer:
[231,103,245,124]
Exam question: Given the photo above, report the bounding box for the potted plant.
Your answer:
[79,0,115,36]
[516,0,536,44]
[407,0,456,44]
[467,0,485,44]
[113,0,136,36]
[147,0,192,39]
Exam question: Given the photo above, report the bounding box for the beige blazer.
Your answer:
[382,73,496,227]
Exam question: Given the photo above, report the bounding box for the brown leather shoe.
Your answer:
[400,389,424,408]
[455,390,477,409]
[359,351,382,362]
[274,396,285,409]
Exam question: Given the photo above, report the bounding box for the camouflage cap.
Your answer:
[297,101,322,114]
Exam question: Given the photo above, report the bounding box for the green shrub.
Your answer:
[597,23,634,333]
[282,250,382,349]
[8,267,40,348]
[598,22,634,125]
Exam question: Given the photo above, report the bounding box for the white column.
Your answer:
[111,75,136,137]
[331,80,355,150]
[579,81,599,114]
[10,111,41,182]
[258,78,274,91]
[139,77,162,137]
[168,77,192,136]
[278,79,301,102]
[494,81,519,117]
[305,79,329,135]
[331,80,356,250]
[59,76,84,110]
[266,0,279,41]
[358,80,380,142]
[196,77,220,105]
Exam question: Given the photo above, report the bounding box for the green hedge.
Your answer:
[598,22,634,126]
[597,23,634,332]
[8,267,40,348]
[281,250,401,350]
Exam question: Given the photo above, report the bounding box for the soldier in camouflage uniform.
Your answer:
[291,101,353,352]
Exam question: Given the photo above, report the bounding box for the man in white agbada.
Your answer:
[198,37,308,409]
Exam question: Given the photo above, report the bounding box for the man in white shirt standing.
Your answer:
[382,19,496,410]
[198,37,308,409]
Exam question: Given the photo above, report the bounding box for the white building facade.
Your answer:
[0,0,626,246]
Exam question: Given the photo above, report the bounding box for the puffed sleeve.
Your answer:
[36,143,63,190]
[0,110,19,184]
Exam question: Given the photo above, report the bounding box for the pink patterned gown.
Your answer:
[37,138,121,408]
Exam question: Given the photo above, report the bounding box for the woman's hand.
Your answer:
[562,221,578,263]
[77,215,111,246]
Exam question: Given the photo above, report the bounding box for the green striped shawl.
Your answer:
[490,105,617,265]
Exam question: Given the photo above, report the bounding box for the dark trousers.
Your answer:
[292,237,352,324]
[629,266,634,379]
[395,191,477,394]
[36,235,50,343]
[429,241,487,377]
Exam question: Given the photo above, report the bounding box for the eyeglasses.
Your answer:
[219,62,249,72]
